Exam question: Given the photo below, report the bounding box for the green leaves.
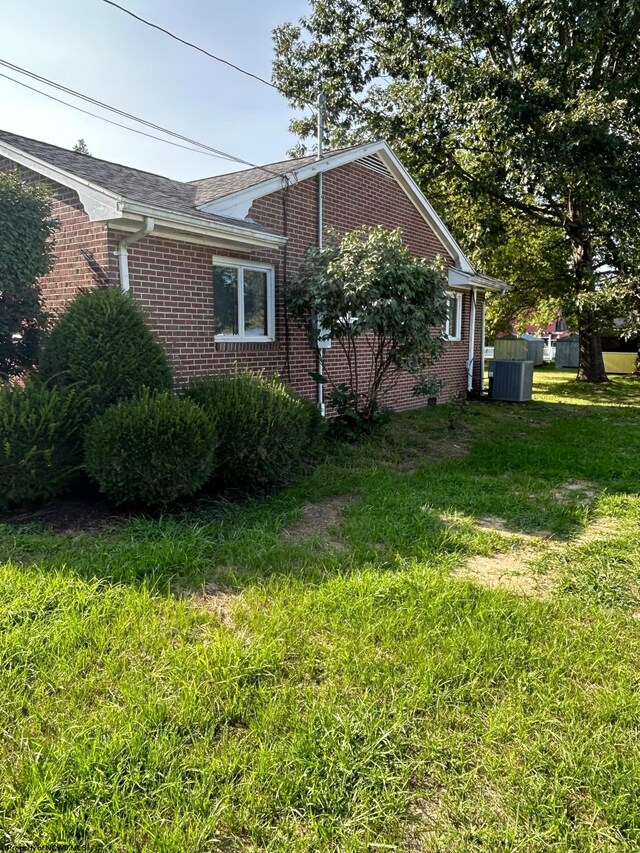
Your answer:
[85,391,217,508]
[39,286,173,421]
[0,173,57,379]
[0,381,85,508]
[273,0,640,378]
[289,226,448,427]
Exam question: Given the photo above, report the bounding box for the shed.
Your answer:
[521,333,545,366]
[494,335,529,361]
[555,336,580,369]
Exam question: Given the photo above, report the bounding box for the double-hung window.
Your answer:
[442,291,462,341]
[213,259,275,342]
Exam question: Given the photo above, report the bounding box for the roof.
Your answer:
[0,129,508,288]
[191,153,318,205]
[0,128,276,234]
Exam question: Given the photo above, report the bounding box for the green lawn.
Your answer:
[2,370,640,850]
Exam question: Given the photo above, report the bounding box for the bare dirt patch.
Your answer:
[475,515,555,543]
[453,511,621,599]
[282,496,358,552]
[455,549,554,598]
[553,480,596,504]
[192,582,238,628]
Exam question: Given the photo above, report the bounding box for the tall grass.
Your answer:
[1,370,640,850]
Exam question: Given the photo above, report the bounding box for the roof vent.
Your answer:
[358,154,393,179]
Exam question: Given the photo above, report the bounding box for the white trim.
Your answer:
[212,257,275,343]
[0,140,123,220]
[199,140,476,273]
[480,299,487,392]
[467,287,477,392]
[443,291,463,342]
[0,139,286,251]
[448,267,507,292]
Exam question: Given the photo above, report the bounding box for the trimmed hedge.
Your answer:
[84,392,216,508]
[0,381,85,509]
[185,370,323,490]
[40,286,172,419]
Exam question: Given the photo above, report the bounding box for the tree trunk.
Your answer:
[576,307,608,382]
[570,225,608,383]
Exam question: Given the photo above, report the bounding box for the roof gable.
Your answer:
[196,141,475,274]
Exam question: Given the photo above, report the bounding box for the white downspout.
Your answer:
[467,287,477,393]
[316,92,327,417]
[480,297,486,392]
[117,217,155,292]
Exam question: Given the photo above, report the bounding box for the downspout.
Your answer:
[467,286,477,393]
[117,217,155,292]
[316,93,327,417]
[480,297,486,393]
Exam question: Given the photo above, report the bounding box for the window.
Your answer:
[442,291,462,341]
[213,260,275,342]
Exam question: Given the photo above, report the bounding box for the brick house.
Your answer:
[0,129,505,412]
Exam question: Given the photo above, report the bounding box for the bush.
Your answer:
[0,381,85,508]
[85,392,216,508]
[40,287,172,419]
[185,370,323,490]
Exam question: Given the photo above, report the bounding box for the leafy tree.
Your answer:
[72,139,91,155]
[0,173,57,379]
[288,226,447,433]
[273,0,640,381]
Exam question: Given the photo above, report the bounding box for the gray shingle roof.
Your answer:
[190,154,318,205]
[0,129,277,233]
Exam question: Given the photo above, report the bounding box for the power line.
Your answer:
[100,0,315,111]
[101,0,282,95]
[0,71,241,163]
[0,58,284,176]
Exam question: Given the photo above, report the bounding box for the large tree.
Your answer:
[273,0,640,381]
[0,173,57,380]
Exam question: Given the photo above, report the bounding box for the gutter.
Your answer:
[467,286,478,393]
[117,217,155,292]
[120,201,286,249]
[316,93,327,418]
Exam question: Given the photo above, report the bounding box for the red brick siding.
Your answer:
[0,157,111,316]
[1,153,486,408]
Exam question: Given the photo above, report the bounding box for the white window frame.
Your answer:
[443,290,463,342]
[213,258,275,343]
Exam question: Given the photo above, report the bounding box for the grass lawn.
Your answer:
[2,369,640,850]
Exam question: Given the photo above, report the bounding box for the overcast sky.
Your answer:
[0,0,311,180]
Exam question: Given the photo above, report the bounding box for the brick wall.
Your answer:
[1,154,486,408]
[0,158,111,316]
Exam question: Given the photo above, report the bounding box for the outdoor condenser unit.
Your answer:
[488,360,534,402]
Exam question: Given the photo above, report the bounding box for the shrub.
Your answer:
[185,370,323,490]
[0,381,85,509]
[85,392,216,507]
[40,286,172,419]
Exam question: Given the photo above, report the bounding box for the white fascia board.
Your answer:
[0,140,123,221]
[199,141,387,221]
[121,202,287,249]
[448,268,508,292]
[200,139,476,273]
[469,274,509,292]
[0,141,285,251]
[374,143,475,274]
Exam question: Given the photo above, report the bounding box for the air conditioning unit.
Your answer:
[488,360,534,402]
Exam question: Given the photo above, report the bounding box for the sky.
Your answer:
[0,0,311,181]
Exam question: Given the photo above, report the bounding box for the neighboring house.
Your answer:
[0,129,506,411]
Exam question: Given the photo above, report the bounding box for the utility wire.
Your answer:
[0,70,243,163]
[0,58,284,176]
[101,0,281,94]
[99,0,315,112]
